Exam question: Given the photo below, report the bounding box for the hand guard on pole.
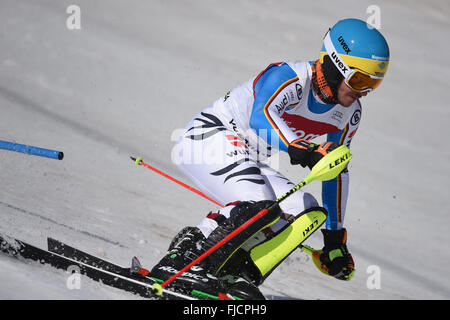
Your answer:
[319,228,355,281]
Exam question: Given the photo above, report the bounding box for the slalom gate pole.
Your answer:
[130,156,224,208]
[151,145,352,295]
[0,140,64,160]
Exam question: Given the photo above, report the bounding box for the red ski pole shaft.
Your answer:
[131,156,224,208]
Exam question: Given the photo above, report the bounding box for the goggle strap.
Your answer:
[323,30,352,79]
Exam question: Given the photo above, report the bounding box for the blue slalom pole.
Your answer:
[0,140,64,160]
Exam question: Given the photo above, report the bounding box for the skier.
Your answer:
[150,18,390,299]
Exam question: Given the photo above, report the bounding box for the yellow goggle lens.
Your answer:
[346,70,383,91]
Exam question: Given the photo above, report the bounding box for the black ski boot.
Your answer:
[149,226,225,297]
[150,226,268,300]
[202,200,282,300]
[150,200,281,300]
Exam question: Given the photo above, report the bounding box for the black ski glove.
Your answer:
[288,138,339,170]
[319,228,355,281]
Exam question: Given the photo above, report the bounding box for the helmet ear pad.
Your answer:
[321,54,344,98]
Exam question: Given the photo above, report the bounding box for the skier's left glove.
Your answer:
[319,228,355,281]
[288,139,339,170]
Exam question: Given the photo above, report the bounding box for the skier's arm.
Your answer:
[314,109,360,281]
[322,106,361,230]
[249,63,301,152]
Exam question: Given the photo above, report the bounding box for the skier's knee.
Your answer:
[303,192,319,209]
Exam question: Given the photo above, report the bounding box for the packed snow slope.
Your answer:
[0,0,449,299]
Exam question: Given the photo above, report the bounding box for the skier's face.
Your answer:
[337,80,368,107]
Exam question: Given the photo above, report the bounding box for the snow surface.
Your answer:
[0,0,449,300]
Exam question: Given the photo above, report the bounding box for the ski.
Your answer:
[0,234,195,300]
[47,237,134,276]
[47,237,242,300]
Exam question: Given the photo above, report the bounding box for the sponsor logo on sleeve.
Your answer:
[275,84,301,114]
[296,83,303,100]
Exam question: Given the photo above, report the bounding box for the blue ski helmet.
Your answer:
[320,18,390,92]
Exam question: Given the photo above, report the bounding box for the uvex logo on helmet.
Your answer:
[337,36,351,54]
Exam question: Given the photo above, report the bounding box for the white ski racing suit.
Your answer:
[172,60,361,237]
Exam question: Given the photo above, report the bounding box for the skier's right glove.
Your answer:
[288,139,339,170]
[318,228,355,281]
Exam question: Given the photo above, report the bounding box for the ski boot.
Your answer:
[149,226,266,300]
[148,226,227,298]
[150,200,282,299]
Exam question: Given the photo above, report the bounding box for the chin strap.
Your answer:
[311,59,339,105]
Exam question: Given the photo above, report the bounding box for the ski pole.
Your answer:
[300,244,355,280]
[130,156,224,208]
[151,145,352,296]
[0,140,64,160]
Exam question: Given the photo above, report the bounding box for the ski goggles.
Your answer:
[322,30,384,93]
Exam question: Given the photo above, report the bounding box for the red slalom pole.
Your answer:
[131,156,224,208]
